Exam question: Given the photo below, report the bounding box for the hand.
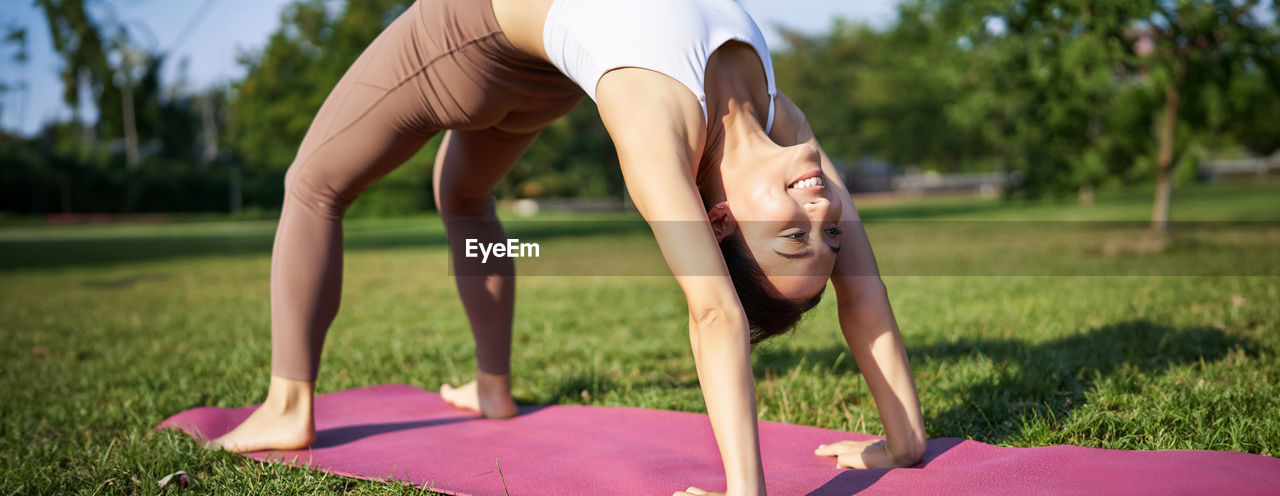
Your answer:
[815,439,910,469]
[673,488,724,496]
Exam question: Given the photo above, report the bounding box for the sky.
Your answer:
[0,0,899,136]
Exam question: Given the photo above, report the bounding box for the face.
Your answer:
[716,141,844,301]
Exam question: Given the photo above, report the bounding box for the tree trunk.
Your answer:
[60,177,72,214]
[121,53,140,168]
[77,68,93,152]
[1078,185,1095,206]
[1151,81,1180,236]
[199,92,218,169]
[229,163,242,215]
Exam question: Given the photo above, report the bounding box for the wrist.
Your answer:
[885,437,925,466]
[726,479,765,496]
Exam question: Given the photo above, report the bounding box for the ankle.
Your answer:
[474,370,512,396]
[264,375,315,415]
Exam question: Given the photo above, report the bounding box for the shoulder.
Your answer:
[595,67,706,163]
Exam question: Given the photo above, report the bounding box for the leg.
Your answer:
[432,127,543,418]
[213,26,438,452]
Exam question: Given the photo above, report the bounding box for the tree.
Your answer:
[1137,0,1280,233]
[34,0,115,150]
[34,0,197,165]
[900,1,1159,197]
[229,0,413,172]
[1,25,29,128]
[773,19,987,174]
[887,0,1278,232]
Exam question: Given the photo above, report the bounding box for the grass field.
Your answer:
[2,182,1277,494]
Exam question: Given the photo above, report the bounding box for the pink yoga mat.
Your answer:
[159,384,1279,495]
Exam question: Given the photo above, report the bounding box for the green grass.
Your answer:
[2,181,1278,494]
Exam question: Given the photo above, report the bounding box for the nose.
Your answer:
[805,195,830,218]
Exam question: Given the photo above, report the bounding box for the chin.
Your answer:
[767,274,829,301]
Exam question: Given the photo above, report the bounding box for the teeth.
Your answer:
[790,177,825,189]
[783,176,824,187]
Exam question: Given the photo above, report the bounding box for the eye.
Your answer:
[782,230,808,241]
[824,227,843,237]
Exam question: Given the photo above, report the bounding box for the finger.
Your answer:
[815,441,853,456]
[837,441,894,469]
[837,451,869,470]
[686,488,709,495]
[816,440,870,456]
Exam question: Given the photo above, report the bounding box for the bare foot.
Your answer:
[440,371,517,419]
[211,376,316,453]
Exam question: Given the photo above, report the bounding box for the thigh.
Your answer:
[430,90,584,215]
[287,84,437,211]
[432,127,543,216]
[287,17,440,207]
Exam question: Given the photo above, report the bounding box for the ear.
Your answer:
[708,201,737,243]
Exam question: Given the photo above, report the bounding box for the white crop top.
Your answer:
[542,0,778,133]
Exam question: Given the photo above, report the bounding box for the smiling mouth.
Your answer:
[788,170,825,189]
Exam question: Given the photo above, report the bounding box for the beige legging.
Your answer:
[269,0,583,381]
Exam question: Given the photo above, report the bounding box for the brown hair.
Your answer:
[719,234,824,344]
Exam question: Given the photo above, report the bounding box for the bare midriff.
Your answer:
[490,0,557,63]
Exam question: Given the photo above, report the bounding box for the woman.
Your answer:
[213,0,927,493]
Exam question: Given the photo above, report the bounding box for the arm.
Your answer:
[775,93,927,468]
[596,70,766,495]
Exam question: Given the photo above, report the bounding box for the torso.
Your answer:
[489,0,787,143]
[490,0,557,64]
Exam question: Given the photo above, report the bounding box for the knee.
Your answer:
[435,190,494,221]
[284,166,355,220]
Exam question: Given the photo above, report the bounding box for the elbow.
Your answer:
[688,305,748,342]
[693,305,726,332]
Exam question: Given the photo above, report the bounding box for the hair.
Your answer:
[719,234,824,344]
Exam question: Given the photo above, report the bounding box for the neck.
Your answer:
[696,46,771,209]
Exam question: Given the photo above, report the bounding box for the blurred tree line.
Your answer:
[3,0,1278,227]
[2,0,277,214]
